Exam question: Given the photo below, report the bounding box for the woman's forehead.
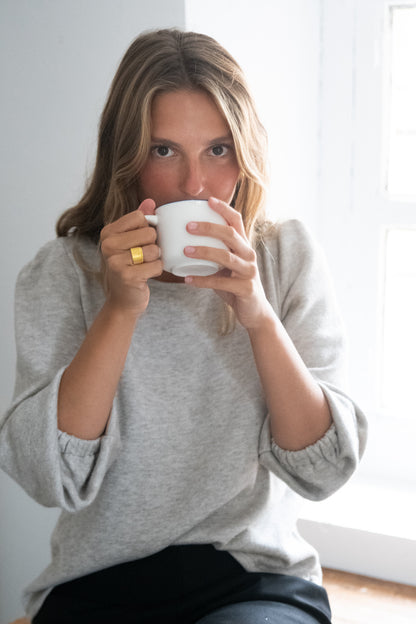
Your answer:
[150,90,231,139]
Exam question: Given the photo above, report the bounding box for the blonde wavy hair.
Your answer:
[56,28,269,246]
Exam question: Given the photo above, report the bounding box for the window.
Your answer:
[316,0,416,484]
[381,227,416,418]
[300,0,416,584]
[380,4,416,422]
[385,5,416,199]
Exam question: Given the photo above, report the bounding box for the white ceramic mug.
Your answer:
[145,200,227,277]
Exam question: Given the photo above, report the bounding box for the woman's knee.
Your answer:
[195,600,325,624]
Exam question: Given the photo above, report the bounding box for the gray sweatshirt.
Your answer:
[0,219,367,619]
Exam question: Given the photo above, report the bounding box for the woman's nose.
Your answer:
[180,158,206,197]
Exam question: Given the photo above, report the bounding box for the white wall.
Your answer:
[186,0,321,228]
[0,1,322,621]
[0,2,186,621]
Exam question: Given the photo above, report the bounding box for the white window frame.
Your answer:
[316,0,416,483]
[299,0,416,586]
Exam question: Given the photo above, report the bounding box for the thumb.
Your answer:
[138,198,156,216]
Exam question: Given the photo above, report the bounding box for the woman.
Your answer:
[0,29,367,623]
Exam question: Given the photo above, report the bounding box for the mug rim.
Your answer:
[156,199,209,214]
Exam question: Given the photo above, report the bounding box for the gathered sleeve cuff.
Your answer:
[257,220,368,500]
[0,238,122,511]
[259,381,367,500]
[0,365,121,511]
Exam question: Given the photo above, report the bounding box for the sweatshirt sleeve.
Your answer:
[0,238,121,511]
[258,220,367,500]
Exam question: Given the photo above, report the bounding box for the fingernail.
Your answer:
[184,246,196,255]
[187,221,198,231]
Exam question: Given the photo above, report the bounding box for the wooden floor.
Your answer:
[323,568,416,624]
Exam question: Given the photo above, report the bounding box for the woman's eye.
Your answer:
[210,144,229,157]
[152,145,174,158]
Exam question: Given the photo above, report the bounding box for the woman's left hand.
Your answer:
[184,197,274,330]
[185,197,333,450]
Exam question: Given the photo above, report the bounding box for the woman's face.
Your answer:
[139,89,240,207]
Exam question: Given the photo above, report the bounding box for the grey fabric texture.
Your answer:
[0,219,367,619]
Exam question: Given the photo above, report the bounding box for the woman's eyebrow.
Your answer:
[207,134,233,142]
[150,134,234,147]
[150,137,181,147]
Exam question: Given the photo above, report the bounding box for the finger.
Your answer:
[184,245,253,277]
[101,198,156,239]
[207,197,247,238]
[184,273,253,298]
[101,211,147,239]
[137,198,157,216]
[186,220,255,262]
[127,244,160,265]
[107,254,163,280]
[101,228,157,258]
[129,259,163,281]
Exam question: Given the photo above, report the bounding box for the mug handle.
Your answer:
[144,215,158,226]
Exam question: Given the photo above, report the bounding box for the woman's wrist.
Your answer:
[103,298,144,327]
[245,302,279,337]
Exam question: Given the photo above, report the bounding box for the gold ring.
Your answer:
[130,246,144,265]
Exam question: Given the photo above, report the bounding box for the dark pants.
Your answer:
[33,544,332,623]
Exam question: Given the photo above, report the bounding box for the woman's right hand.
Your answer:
[58,198,161,440]
[99,198,162,318]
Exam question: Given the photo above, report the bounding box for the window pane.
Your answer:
[386,5,416,198]
[381,228,416,418]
